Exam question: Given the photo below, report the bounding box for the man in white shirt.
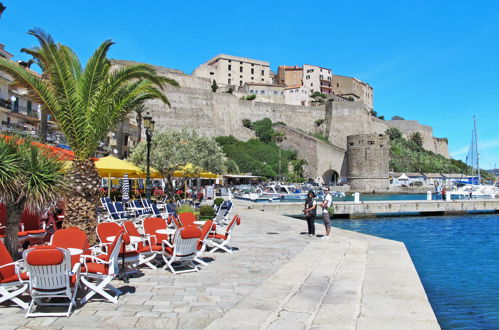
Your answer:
[320,187,333,239]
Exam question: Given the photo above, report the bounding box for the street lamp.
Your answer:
[143,113,155,200]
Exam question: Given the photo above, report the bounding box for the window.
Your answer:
[306,75,310,79]
[250,90,254,94]
[228,78,231,84]
[240,61,243,64]
[251,63,254,66]
[210,72,214,75]
[261,78,264,81]
[228,60,231,63]
[311,83,313,87]
[228,73,231,76]
[239,81,242,86]
[240,75,242,78]
[320,75,323,80]
[251,68,254,74]
[274,91,278,95]
[261,70,264,75]
[228,64,231,70]
[260,90,265,94]
[251,77,254,80]
[240,66,243,73]
[337,83,339,87]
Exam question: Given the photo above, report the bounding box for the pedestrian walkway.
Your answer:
[0,207,439,329]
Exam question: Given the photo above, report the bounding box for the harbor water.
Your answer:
[328,214,499,329]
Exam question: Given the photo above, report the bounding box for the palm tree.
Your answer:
[0,28,178,243]
[134,104,146,143]
[0,136,66,258]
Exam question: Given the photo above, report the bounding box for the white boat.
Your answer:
[264,184,308,200]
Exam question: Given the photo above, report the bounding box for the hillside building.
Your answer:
[303,64,333,95]
[332,74,373,110]
[192,54,272,88]
[240,82,285,103]
[276,65,303,86]
[284,85,310,106]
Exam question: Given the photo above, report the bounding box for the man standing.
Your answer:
[320,187,333,239]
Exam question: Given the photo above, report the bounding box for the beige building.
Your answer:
[332,74,373,110]
[276,65,303,86]
[303,64,333,95]
[192,54,272,88]
[284,85,310,106]
[240,82,285,103]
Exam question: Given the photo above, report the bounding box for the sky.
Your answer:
[1,1,499,168]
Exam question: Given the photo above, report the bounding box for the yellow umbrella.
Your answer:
[94,156,143,178]
[173,163,217,179]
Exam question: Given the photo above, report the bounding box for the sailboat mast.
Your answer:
[474,116,480,184]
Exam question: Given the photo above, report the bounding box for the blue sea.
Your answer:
[329,214,499,329]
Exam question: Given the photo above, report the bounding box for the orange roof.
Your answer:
[0,135,74,161]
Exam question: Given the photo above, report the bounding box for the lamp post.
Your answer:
[143,113,155,200]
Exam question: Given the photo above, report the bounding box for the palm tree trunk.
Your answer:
[39,108,48,142]
[137,112,142,143]
[64,159,101,244]
[5,202,23,260]
[116,119,125,158]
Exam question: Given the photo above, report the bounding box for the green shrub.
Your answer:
[199,205,215,218]
[245,94,256,101]
[177,204,194,214]
[214,198,225,206]
[242,119,253,128]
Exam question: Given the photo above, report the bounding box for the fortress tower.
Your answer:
[347,134,389,191]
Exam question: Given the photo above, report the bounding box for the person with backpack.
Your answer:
[320,186,333,239]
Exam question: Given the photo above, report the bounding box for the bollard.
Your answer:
[427,191,432,201]
[354,192,360,203]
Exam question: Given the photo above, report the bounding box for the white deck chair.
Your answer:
[194,220,214,266]
[0,241,29,309]
[23,247,80,317]
[208,215,240,253]
[80,231,124,304]
[161,226,202,274]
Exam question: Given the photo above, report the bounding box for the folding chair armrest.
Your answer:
[0,260,26,282]
[80,254,110,265]
[71,262,82,276]
[161,239,173,249]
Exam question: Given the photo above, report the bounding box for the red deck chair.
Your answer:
[96,222,138,270]
[208,215,241,253]
[123,221,161,270]
[50,228,91,266]
[162,225,202,274]
[0,240,28,309]
[178,212,196,227]
[80,231,125,304]
[143,217,170,248]
[194,220,214,266]
[23,246,80,317]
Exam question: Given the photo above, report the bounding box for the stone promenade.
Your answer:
[0,207,440,329]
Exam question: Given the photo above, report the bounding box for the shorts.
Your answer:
[322,212,331,228]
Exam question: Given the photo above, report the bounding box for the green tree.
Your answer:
[242,118,253,129]
[0,137,66,257]
[130,130,227,199]
[245,94,256,100]
[310,91,327,104]
[410,132,424,149]
[211,80,218,92]
[252,118,274,143]
[0,29,177,242]
[386,127,402,140]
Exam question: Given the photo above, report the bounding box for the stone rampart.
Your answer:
[275,125,347,182]
[386,120,449,158]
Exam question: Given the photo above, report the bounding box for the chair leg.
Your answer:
[80,276,120,304]
[0,284,29,309]
[194,257,208,266]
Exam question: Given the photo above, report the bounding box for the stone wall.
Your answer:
[347,134,390,191]
[325,101,388,149]
[385,120,449,158]
[275,125,347,182]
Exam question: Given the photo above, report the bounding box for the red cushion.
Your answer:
[17,231,28,237]
[178,212,196,226]
[26,248,64,266]
[82,263,109,275]
[26,229,46,236]
[0,272,28,284]
[138,245,162,253]
[180,226,202,239]
[208,233,227,240]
